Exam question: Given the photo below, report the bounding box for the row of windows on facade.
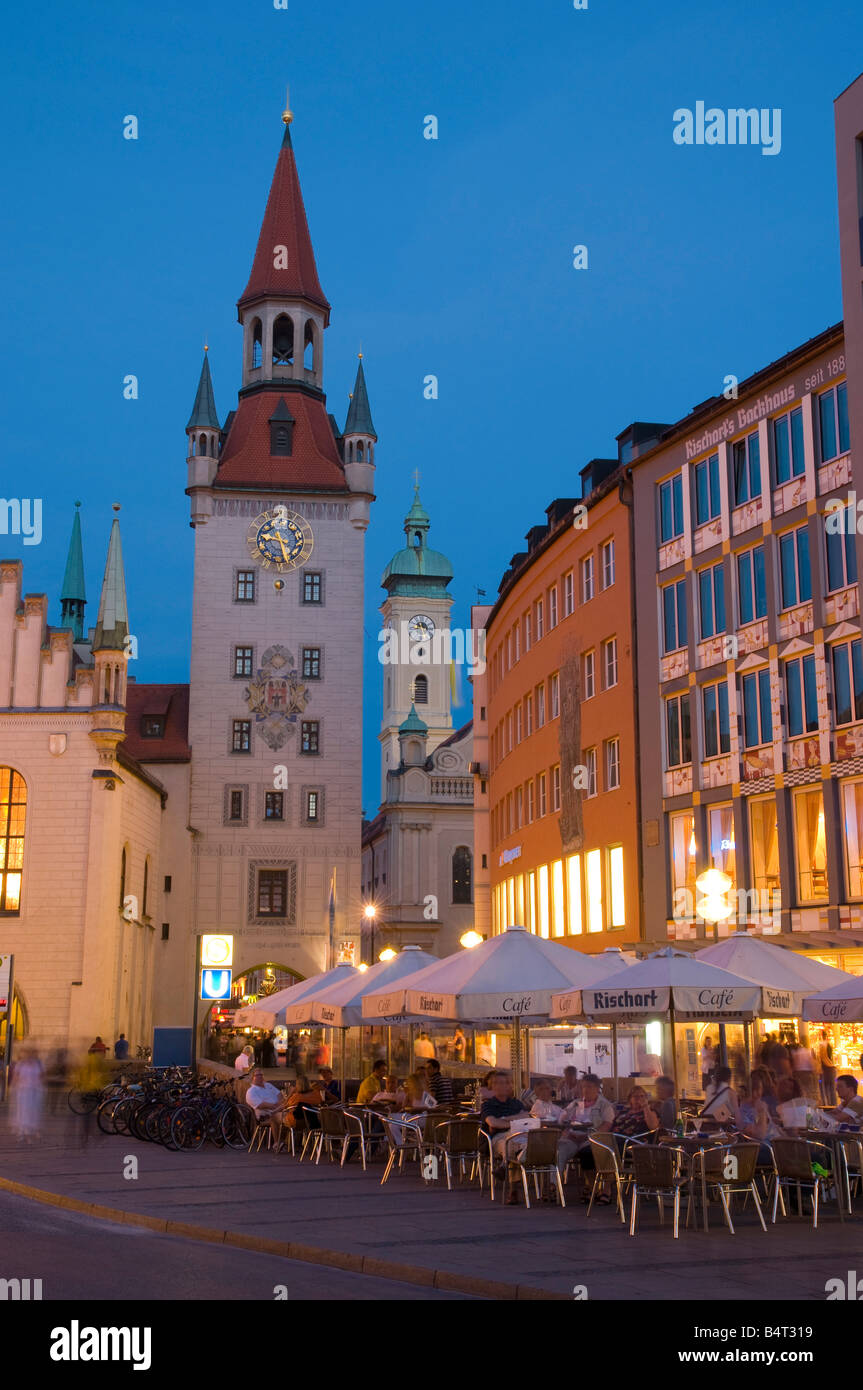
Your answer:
[491,742,621,848]
[490,541,616,692]
[494,845,626,937]
[231,720,321,755]
[664,636,863,769]
[225,787,322,823]
[233,571,323,604]
[661,515,857,660]
[491,643,619,771]
[658,384,850,545]
[668,779,863,910]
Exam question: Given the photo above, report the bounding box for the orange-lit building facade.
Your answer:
[480,459,645,953]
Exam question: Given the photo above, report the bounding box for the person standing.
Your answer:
[414,1032,436,1061]
[818,1030,837,1106]
[113,1033,129,1060]
[87,1037,108,1056]
[791,1038,817,1101]
[10,1049,44,1144]
[700,1036,715,1092]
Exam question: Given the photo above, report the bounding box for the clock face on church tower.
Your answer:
[247,508,314,572]
[408,614,435,642]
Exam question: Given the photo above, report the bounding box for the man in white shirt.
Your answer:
[245,1070,287,1145]
[557,1075,615,1174]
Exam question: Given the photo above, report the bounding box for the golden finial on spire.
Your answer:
[282,84,293,126]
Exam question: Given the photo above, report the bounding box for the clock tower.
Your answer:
[184,98,374,1000]
[379,484,454,797]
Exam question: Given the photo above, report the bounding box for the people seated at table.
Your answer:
[775,1076,806,1130]
[356,1059,388,1105]
[479,1070,498,1103]
[426,1058,455,1104]
[556,1075,616,1179]
[245,1069,289,1144]
[283,1076,327,1130]
[653,1076,677,1131]
[612,1085,661,1138]
[750,1066,780,1117]
[370,1074,406,1108]
[529,1079,563,1122]
[402,1072,436,1110]
[836,1074,863,1123]
[480,1072,529,1160]
[699,1066,742,1127]
[738,1076,783,1162]
[318,1067,341,1102]
[558,1066,581,1106]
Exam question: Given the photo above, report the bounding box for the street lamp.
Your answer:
[696,868,734,924]
[379,947,396,962]
[363,902,377,966]
[460,930,484,949]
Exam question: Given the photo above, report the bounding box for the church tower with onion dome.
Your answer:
[182,93,375,1008]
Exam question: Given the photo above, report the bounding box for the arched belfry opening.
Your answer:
[251,318,263,369]
[272,314,294,366]
[304,319,315,371]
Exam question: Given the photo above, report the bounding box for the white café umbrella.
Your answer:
[365,924,618,1086]
[804,975,863,1025]
[233,962,357,1028]
[552,947,764,1092]
[695,932,853,1018]
[284,946,440,1098]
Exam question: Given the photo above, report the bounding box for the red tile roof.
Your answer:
[122,683,191,763]
[238,126,330,318]
[215,388,347,491]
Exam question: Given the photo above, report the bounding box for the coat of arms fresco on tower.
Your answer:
[245,644,309,750]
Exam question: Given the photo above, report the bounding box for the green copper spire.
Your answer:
[344,356,376,438]
[92,508,129,653]
[186,350,220,432]
[59,502,86,642]
[399,703,428,735]
[381,481,453,598]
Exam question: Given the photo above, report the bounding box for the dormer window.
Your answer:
[141,716,165,738]
[269,399,295,456]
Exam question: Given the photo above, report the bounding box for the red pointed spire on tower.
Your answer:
[238,109,331,321]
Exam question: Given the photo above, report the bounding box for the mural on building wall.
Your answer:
[245,644,309,750]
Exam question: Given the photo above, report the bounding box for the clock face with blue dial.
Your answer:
[246,509,314,572]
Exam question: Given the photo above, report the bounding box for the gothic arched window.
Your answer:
[199,433,207,456]
[304,319,315,371]
[357,441,364,461]
[252,319,263,369]
[0,768,26,914]
[413,675,428,704]
[452,846,472,904]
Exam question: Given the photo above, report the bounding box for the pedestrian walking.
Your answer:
[818,1030,837,1105]
[10,1048,44,1144]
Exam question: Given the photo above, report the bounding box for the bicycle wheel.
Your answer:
[171,1104,206,1152]
[111,1097,135,1136]
[144,1105,166,1143]
[221,1103,253,1150]
[158,1108,179,1150]
[96,1098,120,1135]
[67,1089,100,1115]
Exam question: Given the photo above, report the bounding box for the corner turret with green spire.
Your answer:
[186,349,220,432]
[344,355,376,440]
[60,502,86,642]
[92,507,129,653]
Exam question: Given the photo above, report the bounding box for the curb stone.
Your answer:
[0,1173,561,1300]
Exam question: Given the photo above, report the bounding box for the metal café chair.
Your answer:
[687,1142,767,1235]
[504,1128,566,1209]
[629,1143,688,1239]
[432,1117,485,1191]
[380,1115,426,1185]
[769,1138,835,1228]
[587,1134,634,1223]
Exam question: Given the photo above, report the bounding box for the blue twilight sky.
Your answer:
[1,0,862,812]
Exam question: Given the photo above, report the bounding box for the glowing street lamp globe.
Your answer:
[460,930,484,950]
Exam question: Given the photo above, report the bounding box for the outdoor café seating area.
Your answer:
[233,925,863,1236]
